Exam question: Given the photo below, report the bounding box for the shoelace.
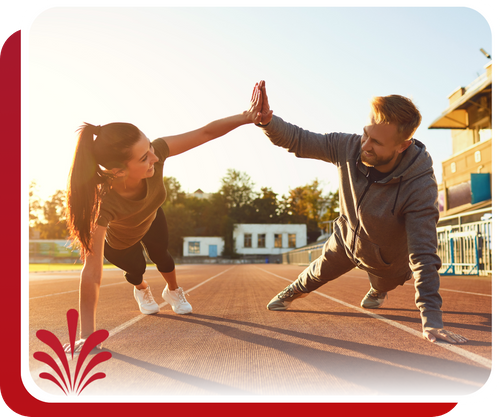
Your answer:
[278,286,294,300]
[368,289,386,300]
[143,288,156,304]
[176,288,188,304]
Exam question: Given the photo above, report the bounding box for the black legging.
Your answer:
[104,207,175,285]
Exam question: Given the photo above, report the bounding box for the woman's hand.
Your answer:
[254,80,273,126]
[63,338,103,355]
[63,338,86,354]
[79,225,106,339]
[243,82,265,124]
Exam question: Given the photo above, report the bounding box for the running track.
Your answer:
[27,264,492,399]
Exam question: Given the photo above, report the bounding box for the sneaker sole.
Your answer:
[139,308,160,315]
[360,298,386,309]
[361,303,381,309]
[172,308,192,315]
[267,300,290,311]
[162,293,192,315]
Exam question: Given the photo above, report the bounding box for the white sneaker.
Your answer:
[134,286,160,314]
[360,288,388,309]
[162,286,192,314]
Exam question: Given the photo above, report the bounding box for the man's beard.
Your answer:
[360,150,396,168]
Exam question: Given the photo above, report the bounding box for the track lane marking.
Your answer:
[30,266,236,379]
[256,267,492,369]
[107,266,236,337]
[439,288,491,297]
[29,282,127,300]
[29,265,237,300]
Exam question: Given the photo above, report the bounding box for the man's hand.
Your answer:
[244,82,265,124]
[423,328,468,344]
[256,80,273,126]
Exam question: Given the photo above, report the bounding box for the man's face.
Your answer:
[360,113,408,173]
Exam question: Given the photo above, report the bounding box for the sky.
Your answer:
[19,4,493,201]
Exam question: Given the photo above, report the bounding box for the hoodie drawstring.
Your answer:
[391,177,403,215]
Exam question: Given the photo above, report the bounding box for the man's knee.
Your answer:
[369,270,412,293]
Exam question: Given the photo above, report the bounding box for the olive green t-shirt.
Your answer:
[96,138,169,250]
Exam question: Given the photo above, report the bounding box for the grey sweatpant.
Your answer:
[291,233,411,294]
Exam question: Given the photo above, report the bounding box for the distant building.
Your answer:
[187,189,213,200]
[428,61,492,221]
[183,237,224,258]
[182,223,307,260]
[428,60,492,276]
[233,223,307,256]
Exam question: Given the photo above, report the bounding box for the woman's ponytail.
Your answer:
[67,124,107,258]
[66,122,140,259]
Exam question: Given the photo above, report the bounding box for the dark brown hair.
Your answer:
[66,122,141,258]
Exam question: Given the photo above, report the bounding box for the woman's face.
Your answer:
[123,132,159,181]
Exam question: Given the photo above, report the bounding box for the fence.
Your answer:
[283,212,492,276]
[282,243,324,265]
[30,213,493,274]
[436,215,492,276]
[29,239,81,263]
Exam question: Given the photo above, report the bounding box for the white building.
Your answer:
[233,224,307,256]
[187,189,213,200]
[183,237,224,257]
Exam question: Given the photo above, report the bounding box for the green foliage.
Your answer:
[284,180,339,242]
[29,171,339,254]
[161,170,339,256]
[29,182,68,239]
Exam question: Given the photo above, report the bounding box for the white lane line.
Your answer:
[335,273,491,297]
[29,282,127,300]
[439,288,491,297]
[107,266,236,338]
[31,266,236,380]
[28,265,225,300]
[257,267,492,369]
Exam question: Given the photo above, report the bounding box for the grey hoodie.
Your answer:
[262,116,443,330]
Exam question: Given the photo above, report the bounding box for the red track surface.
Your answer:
[28,264,492,401]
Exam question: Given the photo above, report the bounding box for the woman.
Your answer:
[66,84,264,350]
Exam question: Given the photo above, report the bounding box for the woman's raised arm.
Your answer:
[162,83,264,156]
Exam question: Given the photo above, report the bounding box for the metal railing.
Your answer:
[437,216,492,276]
[284,214,493,276]
[282,243,324,265]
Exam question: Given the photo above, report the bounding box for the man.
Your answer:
[254,80,467,344]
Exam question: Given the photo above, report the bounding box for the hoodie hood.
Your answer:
[356,138,434,185]
[355,139,435,214]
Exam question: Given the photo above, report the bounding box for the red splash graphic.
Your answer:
[33,309,112,395]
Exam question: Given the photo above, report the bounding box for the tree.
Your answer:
[219,169,256,211]
[284,179,338,243]
[247,187,285,223]
[36,190,68,239]
[162,201,195,258]
[321,189,340,222]
[216,169,257,255]
[29,181,42,238]
[163,176,185,205]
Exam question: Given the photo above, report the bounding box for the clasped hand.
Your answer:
[245,80,273,125]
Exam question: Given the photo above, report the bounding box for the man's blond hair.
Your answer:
[370,95,422,142]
